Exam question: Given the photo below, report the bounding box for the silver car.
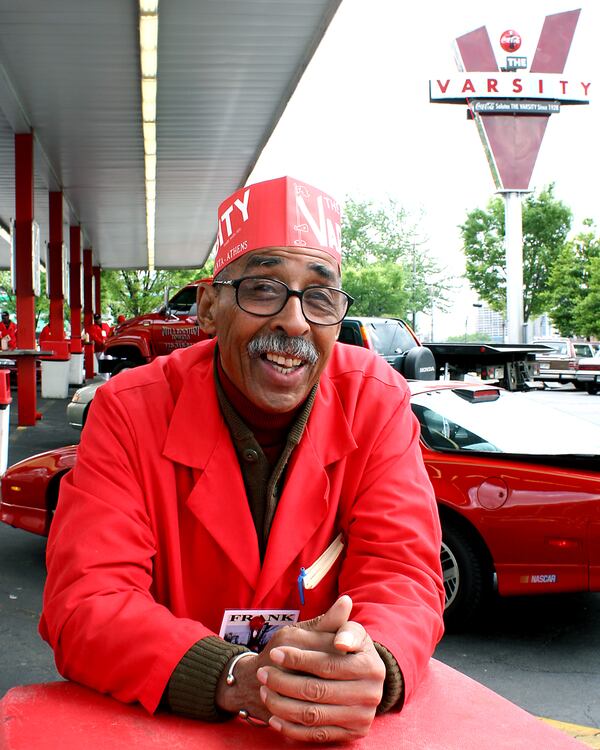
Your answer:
[66,380,104,430]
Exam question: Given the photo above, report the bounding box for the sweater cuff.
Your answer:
[374,641,405,713]
[167,636,249,722]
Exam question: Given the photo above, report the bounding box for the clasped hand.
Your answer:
[216,595,386,743]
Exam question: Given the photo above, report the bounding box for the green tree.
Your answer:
[341,198,450,320]
[101,266,211,320]
[0,269,51,330]
[574,256,600,337]
[460,185,572,322]
[543,221,600,336]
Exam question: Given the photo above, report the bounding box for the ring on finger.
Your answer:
[238,709,269,727]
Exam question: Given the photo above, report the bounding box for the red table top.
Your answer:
[0,659,582,749]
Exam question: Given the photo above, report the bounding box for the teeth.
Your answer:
[266,352,303,368]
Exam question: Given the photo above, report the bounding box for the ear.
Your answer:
[196,281,218,335]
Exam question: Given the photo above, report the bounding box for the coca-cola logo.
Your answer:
[500,29,521,52]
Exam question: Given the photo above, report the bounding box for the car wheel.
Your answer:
[586,383,599,395]
[441,521,491,630]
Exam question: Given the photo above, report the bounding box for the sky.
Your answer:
[249,0,600,339]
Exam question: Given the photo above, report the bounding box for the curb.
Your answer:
[540,718,600,748]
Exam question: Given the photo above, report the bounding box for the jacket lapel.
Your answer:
[252,374,357,605]
[162,348,261,591]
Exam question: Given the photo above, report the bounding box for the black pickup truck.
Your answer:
[339,317,545,391]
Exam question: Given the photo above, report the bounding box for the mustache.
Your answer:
[247,333,319,365]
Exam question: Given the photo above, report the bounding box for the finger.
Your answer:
[259,665,383,707]
[263,648,383,685]
[261,686,375,734]
[269,716,364,744]
[267,626,338,655]
[296,595,353,634]
[333,620,370,653]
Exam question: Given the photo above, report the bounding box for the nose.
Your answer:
[269,294,310,337]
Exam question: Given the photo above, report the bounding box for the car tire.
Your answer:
[441,521,491,630]
[586,383,599,395]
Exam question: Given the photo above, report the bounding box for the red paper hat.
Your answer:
[213,176,342,275]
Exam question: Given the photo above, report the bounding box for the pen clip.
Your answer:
[297,567,306,606]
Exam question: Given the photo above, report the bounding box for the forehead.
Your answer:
[233,247,339,284]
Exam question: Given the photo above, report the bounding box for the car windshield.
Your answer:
[536,341,568,355]
[411,388,600,455]
[367,321,416,356]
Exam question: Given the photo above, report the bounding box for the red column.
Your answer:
[69,227,82,354]
[83,248,94,379]
[14,133,37,426]
[93,266,101,316]
[48,192,65,340]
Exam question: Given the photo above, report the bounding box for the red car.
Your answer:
[2,381,600,629]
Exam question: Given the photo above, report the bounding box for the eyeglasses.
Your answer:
[212,276,353,326]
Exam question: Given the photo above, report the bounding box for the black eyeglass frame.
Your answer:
[212,276,354,326]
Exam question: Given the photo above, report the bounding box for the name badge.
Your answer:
[219,609,299,653]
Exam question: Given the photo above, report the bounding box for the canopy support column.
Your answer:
[48,192,65,340]
[14,133,37,426]
[83,248,94,379]
[69,226,83,385]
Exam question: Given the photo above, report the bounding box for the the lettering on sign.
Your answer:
[430,74,591,103]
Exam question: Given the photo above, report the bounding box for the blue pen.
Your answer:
[297,567,307,605]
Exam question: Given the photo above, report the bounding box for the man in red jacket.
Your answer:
[0,310,17,350]
[41,177,444,743]
[87,313,112,352]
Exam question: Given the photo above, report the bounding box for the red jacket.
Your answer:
[87,322,112,351]
[40,339,444,713]
[0,320,17,349]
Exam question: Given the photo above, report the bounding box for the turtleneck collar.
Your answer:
[216,351,300,441]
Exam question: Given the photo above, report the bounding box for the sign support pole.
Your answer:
[503,191,524,343]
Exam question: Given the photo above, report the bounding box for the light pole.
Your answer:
[465,303,483,342]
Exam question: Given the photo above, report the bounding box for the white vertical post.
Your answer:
[504,192,524,343]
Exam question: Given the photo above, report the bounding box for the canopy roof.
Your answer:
[0,0,341,270]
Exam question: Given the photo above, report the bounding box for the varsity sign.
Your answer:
[213,176,342,274]
[430,74,590,104]
[429,9,587,191]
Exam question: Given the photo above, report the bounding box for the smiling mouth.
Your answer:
[263,352,305,374]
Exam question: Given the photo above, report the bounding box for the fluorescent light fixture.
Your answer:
[140,0,159,14]
[140,15,158,50]
[145,154,156,182]
[141,49,157,78]
[141,79,157,121]
[140,0,159,270]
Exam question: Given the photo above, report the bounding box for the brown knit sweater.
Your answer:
[166,360,404,719]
